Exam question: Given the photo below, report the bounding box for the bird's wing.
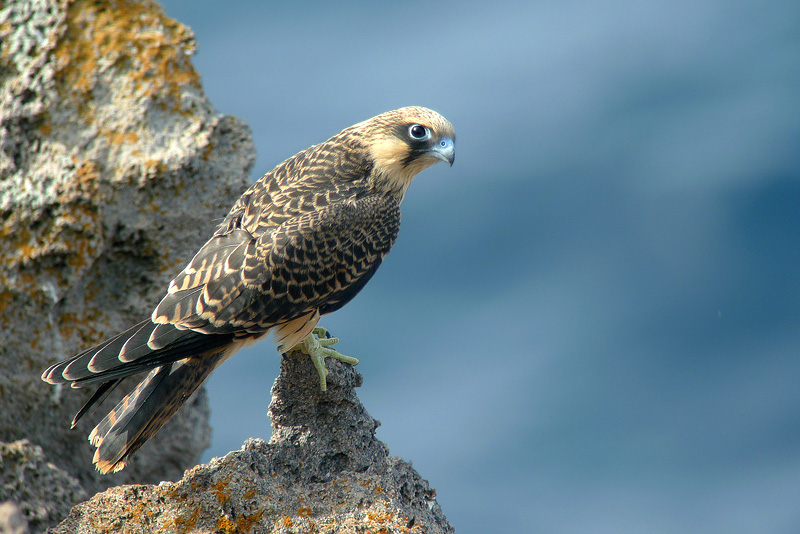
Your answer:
[43,194,401,389]
[155,193,402,343]
[213,135,371,236]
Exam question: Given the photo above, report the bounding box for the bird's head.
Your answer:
[351,106,455,200]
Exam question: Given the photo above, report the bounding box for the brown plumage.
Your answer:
[41,106,455,474]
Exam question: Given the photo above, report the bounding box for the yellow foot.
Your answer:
[289,327,359,391]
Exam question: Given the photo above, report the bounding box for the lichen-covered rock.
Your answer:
[51,356,454,534]
[0,440,85,534]
[1,1,453,532]
[0,0,253,506]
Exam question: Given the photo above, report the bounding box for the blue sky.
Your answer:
[160,2,800,532]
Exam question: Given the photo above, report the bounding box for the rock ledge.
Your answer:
[51,355,454,534]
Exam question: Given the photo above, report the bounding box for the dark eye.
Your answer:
[408,124,430,141]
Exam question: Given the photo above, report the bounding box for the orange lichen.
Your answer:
[100,129,140,146]
[216,515,237,533]
[210,478,231,506]
[360,509,421,534]
[0,170,102,317]
[367,511,393,523]
[52,0,200,116]
[0,20,11,42]
[238,510,264,532]
[202,140,215,161]
[297,506,313,517]
[144,159,166,177]
[169,506,200,532]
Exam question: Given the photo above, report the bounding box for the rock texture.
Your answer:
[1,1,453,532]
[0,440,86,534]
[0,0,253,519]
[51,355,454,534]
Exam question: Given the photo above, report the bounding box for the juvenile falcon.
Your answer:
[42,106,455,474]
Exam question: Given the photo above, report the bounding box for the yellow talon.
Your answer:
[290,327,359,391]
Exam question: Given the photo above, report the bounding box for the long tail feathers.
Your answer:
[88,353,225,474]
[71,378,123,428]
[41,320,234,388]
[40,317,248,474]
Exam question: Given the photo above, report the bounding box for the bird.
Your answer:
[41,106,456,474]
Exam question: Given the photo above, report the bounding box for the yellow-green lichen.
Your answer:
[52,0,200,115]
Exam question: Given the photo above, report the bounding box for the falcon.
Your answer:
[41,106,456,474]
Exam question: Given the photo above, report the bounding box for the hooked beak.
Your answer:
[429,137,455,166]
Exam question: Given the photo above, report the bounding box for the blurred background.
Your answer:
[160,2,800,532]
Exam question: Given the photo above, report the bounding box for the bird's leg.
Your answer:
[288,326,359,391]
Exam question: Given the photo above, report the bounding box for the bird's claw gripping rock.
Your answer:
[290,327,359,391]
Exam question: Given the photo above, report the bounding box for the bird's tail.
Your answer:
[89,354,223,474]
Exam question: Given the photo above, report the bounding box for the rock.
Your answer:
[51,355,454,533]
[1,1,453,532]
[0,0,253,505]
[0,440,86,534]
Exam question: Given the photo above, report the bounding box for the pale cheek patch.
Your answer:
[369,137,407,172]
[369,138,436,199]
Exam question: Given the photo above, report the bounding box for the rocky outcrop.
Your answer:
[0,1,452,532]
[51,355,454,534]
[0,0,253,521]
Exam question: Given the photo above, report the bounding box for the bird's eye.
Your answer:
[408,124,430,141]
